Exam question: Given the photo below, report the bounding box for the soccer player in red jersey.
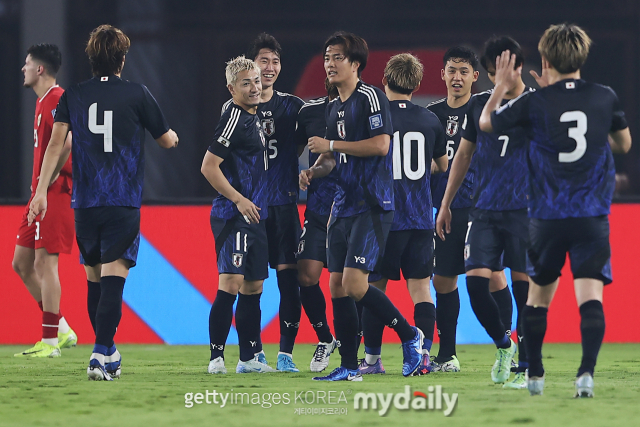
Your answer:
[13,44,77,358]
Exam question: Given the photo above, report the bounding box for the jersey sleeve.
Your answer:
[460,97,477,143]
[208,107,240,159]
[609,87,628,132]
[295,107,309,147]
[139,85,170,139]
[491,91,532,134]
[432,116,447,159]
[366,88,393,138]
[53,90,71,126]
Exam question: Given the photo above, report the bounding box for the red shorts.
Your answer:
[16,185,74,254]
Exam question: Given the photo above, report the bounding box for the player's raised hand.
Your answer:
[435,206,452,241]
[235,197,261,224]
[495,50,522,90]
[28,192,48,226]
[299,168,314,191]
[308,137,331,154]
[530,58,552,88]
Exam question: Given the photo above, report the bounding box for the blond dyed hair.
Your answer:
[225,55,261,86]
[538,23,591,74]
[384,53,424,95]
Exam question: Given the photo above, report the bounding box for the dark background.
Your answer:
[2,0,638,203]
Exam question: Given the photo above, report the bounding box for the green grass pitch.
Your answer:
[1,343,639,427]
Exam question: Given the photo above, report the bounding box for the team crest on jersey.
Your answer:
[37,114,42,126]
[232,253,243,268]
[446,119,459,137]
[297,240,305,255]
[261,118,275,137]
[337,120,346,139]
[464,244,470,260]
[51,109,56,119]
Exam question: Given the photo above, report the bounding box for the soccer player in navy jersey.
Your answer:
[223,34,305,372]
[436,36,531,387]
[29,25,179,380]
[300,32,424,381]
[295,80,339,372]
[357,53,448,376]
[427,47,512,373]
[202,56,276,375]
[479,24,632,397]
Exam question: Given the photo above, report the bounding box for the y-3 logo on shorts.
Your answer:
[283,321,300,329]
[354,256,366,264]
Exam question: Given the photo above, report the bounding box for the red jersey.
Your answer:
[32,85,72,195]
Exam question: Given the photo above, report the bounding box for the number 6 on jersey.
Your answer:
[88,103,113,152]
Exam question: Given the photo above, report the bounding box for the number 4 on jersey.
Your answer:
[88,103,113,152]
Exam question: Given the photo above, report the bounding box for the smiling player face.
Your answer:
[442,58,478,99]
[255,48,281,90]
[229,69,262,111]
[324,44,359,87]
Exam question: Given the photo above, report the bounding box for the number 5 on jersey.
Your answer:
[88,103,113,152]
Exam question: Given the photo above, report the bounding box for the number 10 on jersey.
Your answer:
[392,131,427,181]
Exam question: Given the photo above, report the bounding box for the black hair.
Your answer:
[323,31,368,77]
[443,46,479,70]
[480,36,524,71]
[27,44,62,76]
[247,33,282,60]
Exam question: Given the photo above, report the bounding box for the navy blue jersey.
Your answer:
[389,100,446,231]
[54,76,169,208]
[325,81,394,217]
[208,103,269,220]
[491,79,628,219]
[295,96,339,216]
[427,98,475,209]
[224,91,304,206]
[461,89,533,211]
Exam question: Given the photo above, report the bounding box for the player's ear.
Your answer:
[412,83,420,94]
[473,70,479,82]
[441,69,445,81]
[382,75,388,87]
[227,83,235,96]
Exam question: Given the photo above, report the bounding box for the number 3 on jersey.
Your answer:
[559,111,587,163]
[392,131,426,180]
[88,103,113,152]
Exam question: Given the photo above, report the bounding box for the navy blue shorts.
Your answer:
[296,208,329,265]
[327,206,393,273]
[528,216,612,286]
[211,216,269,281]
[75,207,140,268]
[434,207,471,277]
[266,204,301,268]
[376,229,435,281]
[464,208,529,273]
